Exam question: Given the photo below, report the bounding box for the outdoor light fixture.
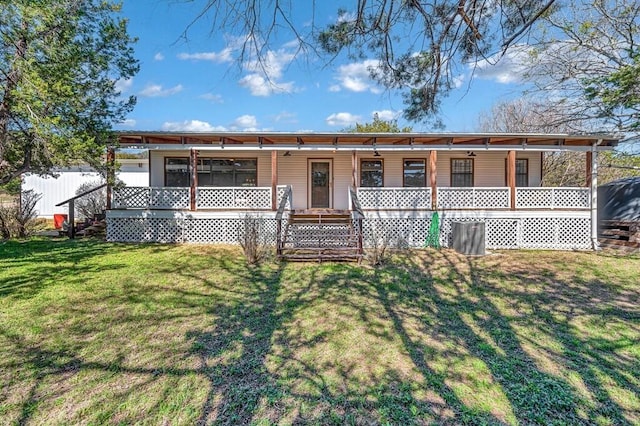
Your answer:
[467,151,476,157]
[283,151,291,157]
[374,150,381,157]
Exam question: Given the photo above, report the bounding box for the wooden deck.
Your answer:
[599,220,640,251]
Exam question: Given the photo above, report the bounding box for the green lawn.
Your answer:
[0,239,638,425]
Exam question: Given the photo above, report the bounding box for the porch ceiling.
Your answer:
[116,131,618,151]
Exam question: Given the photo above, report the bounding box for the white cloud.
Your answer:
[239,48,298,96]
[372,110,399,121]
[273,111,297,123]
[161,120,227,132]
[115,78,133,94]
[178,49,233,63]
[326,112,362,127]
[139,84,183,97]
[119,118,137,127]
[452,74,465,88]
[231,114,258,129]
[245,50,294,80]
[331,60,383,94]
[239,73,295,96]
[199,93,224,103]
[472,45,531,84]
[154,52,164,61]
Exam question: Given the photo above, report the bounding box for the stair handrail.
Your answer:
[275,185,292,220]
[275,185,292,256]
[55,183,108,239]
[349,186,364,256]
[349,186,364,219]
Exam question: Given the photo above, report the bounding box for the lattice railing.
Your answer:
[112,187,190,209]
[107,212,592,250]
[197,187,271,209]
[437,187,510,209]
[516,188,591,209]
[357,187,432,209]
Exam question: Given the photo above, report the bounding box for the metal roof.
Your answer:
[115,131,619,150]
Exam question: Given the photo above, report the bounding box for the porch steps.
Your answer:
[279,209,362,261]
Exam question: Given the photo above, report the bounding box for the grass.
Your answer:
[0,239,639,425]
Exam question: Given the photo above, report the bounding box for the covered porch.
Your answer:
[106,132,617,251]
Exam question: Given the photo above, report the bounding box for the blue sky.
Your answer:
[115,1,529,133]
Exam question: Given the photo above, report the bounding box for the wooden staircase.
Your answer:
[278,209,363,261]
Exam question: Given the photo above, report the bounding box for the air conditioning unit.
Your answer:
[451,221,486,255]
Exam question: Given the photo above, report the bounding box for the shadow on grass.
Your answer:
[388,249,638,425]
[1,242,638,425]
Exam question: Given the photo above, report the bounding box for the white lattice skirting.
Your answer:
[107,210,592,250]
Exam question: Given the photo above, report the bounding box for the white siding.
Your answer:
[23,164,149,218]
[437,151,541,187]
[147,150,545,211]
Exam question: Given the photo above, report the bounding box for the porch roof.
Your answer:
[116,131,619,152]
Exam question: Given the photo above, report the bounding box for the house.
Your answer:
[23,158,149,218]
[107,132,618,255]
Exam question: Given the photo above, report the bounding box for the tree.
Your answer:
[343,113,412,133]
[478,98,640,186]
[0,1,139,185]
[524,0,640,134]
[187,0,557,127]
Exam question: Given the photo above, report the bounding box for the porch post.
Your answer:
[105,146,115,210]
[68,199,75,239]
[429,150,437,209]
[507,150,516,210]
[586,151,592,187]
[351,150,357,188]
[271,150,278,210]
[590,144,599,250]
[190,148,198,211]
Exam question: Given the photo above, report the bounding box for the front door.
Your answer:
[309,159,332,209]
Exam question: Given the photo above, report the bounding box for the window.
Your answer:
[199,158,257,187]
[403,159,426,187]
[451,159,473,187]
[165,158,190,187]
[360,159,383,187]
[516,159,529,187]
[504,158,529,187]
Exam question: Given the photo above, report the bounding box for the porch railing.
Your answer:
[516,187,590,209]
[112,186,289,210]
[437,187,511,209]
[112,187,190,210]
[357,187,432,209]
[197,187,271,209]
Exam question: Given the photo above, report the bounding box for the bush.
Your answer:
[0,190,44,239]
[238,213,271,265]
[75,180,106,219]
[365,221,393,266]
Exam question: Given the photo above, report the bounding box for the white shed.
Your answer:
[23,159,149,218]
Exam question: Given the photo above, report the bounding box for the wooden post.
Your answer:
[271,150,278,211]
[106,147,115,210]
[590,146,599,249]
[68,199,75,239]
[507,150,516,210]
[429,150,437,209]
[351,150,357,188]
[190,148,198,211]
[586,151,593,188]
